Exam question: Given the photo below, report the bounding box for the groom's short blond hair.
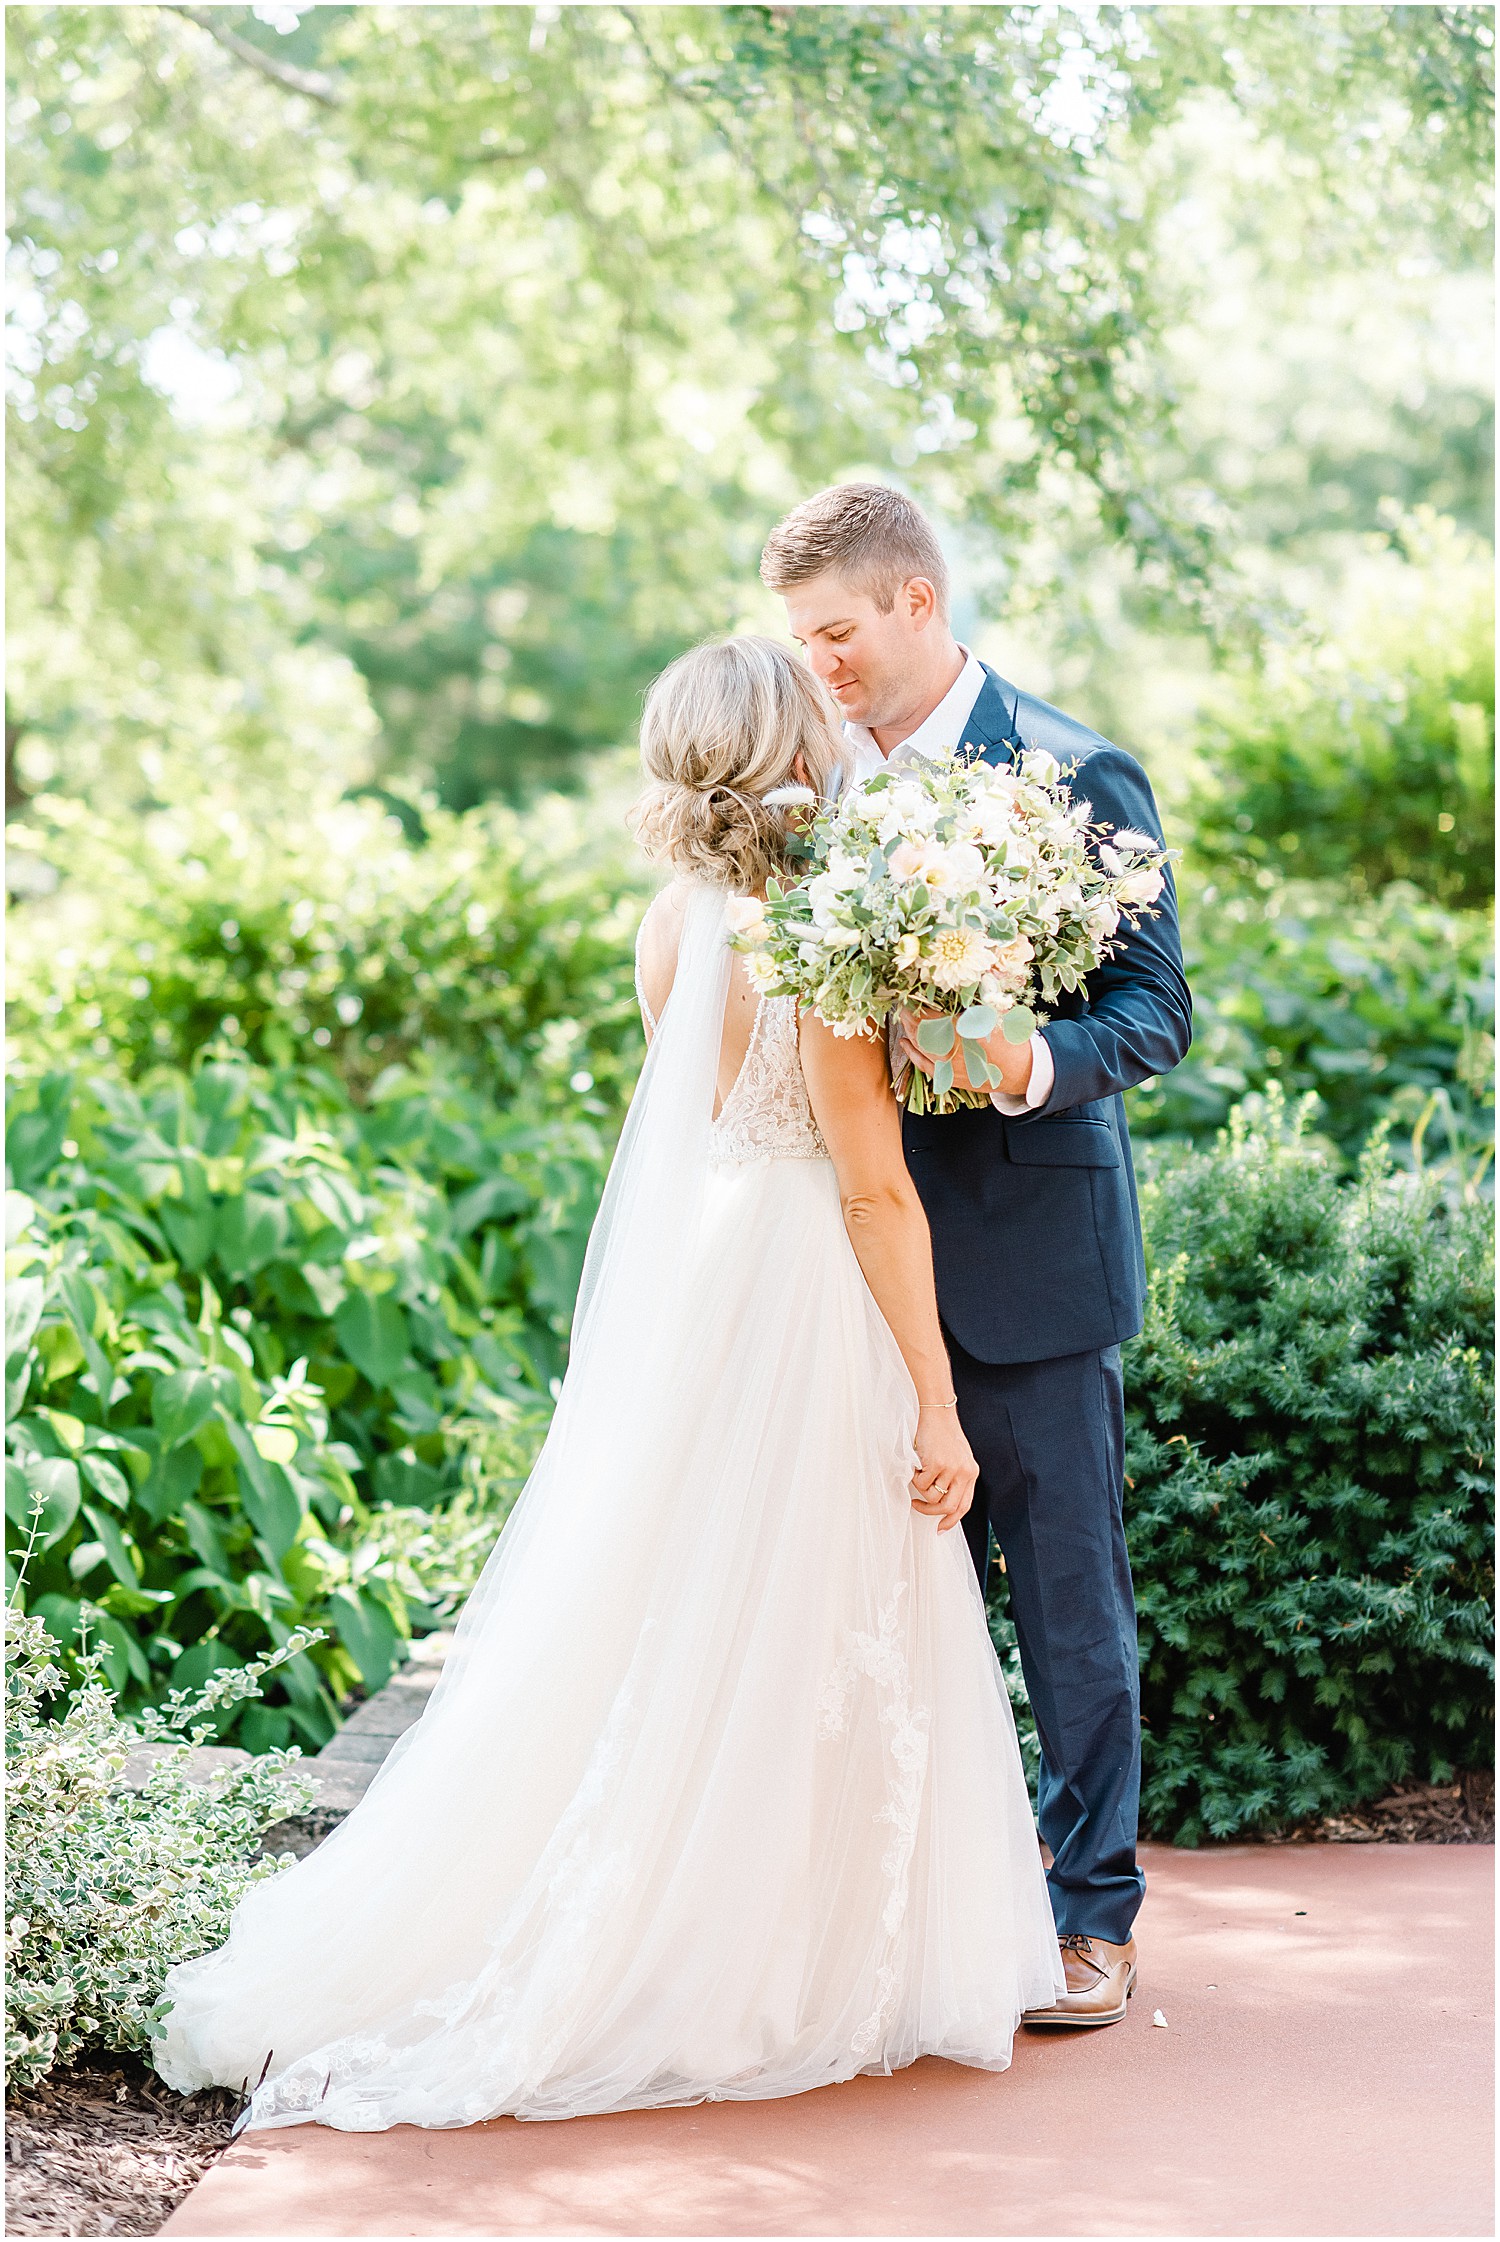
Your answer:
[760,483,951,622]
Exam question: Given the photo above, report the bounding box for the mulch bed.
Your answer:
[1262,1771,1495,1846]
[8,1773,1494,2238]
[5,2054,240,2238]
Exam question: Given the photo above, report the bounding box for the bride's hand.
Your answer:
[911,1401,980,1532]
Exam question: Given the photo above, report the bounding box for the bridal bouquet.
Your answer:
[727,747,1172,1114]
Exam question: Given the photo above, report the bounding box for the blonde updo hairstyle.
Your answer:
[634,636,847,893]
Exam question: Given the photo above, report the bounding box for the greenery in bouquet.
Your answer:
[728,749,1171,1114]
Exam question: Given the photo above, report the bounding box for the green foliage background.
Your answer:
[6,4,1494,1852]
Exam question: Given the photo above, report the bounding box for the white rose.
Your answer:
[943,841,985,888]
[970,794,1018,846]
[724,895,768,940]
[806,871,848,926]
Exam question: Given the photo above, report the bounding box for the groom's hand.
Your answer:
[897,1008,1036,1099]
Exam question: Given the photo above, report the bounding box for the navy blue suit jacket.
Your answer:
[902,665,1192,1365]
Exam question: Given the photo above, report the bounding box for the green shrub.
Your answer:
[1130,876,1494,1164]
[6,782,649,1115]
[5,1612,315,2090]
[1185,513,1494,908]
[1124,1092,1493,1842]
[5,1058,588,1745]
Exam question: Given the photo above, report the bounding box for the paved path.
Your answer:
[162,1841,1491,2238]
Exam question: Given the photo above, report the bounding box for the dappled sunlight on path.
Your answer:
[163,1844,1492,2238]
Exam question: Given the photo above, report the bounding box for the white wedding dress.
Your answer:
[156,883,1062,2130]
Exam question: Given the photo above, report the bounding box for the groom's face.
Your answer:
[782,571,939,731]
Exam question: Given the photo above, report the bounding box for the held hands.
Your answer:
[896,1009,1035,1101]
[911,1399,980,1533]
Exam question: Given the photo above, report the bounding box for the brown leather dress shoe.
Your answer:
[1023,1933,1138,2029]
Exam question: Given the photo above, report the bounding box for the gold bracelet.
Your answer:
[926,1396,959,1409]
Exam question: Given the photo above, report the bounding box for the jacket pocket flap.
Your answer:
[1005,1119,1120,1169]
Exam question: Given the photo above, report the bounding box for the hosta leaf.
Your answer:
[24,1455,81,1550]
[224,1418,305,1557]
[450,1175,529,1237]
[328,1585,399,1694]
[80,1454,131,1510]
[215,1192,290,1277]
[180,1498,233,1580]
[5,1275,45,1361]
[136,1442,205,1528]
[99,1581,173,1619]
[29,1591,83,1649]
[6,1458,33,1530]
[333,1293,411,1390]
[159,1202,217,1271]
[55,1271,113,1407]
[152,1368,217,1449]
[82,1608,150,1692]
[6,1356,31,1423]
[251,1423,298,1465]
[80,1501,140,1592]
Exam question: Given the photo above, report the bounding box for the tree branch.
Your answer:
[162,6,343,107]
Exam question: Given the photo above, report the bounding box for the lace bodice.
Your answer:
[635,968,829,1166]
[707,994,830,1165]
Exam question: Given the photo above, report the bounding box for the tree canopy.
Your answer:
[7,4,1493,806]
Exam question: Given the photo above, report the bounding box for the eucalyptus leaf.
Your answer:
[960,1039,1000,1092]
[1002,1006,1038,1044]
[915,1016,956,1057]
[933,1058,955,1097]
[956,1003,997,1040]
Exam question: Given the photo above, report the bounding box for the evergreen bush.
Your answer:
[1125,1092,1493,1841]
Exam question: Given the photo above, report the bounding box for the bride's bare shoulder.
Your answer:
[636,880,695,1014]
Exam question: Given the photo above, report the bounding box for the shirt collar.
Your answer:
[844,646,990,772]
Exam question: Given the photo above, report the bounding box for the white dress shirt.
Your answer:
[844,648,1055,1116]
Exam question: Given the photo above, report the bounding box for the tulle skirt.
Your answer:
[155,1152,1063,2130]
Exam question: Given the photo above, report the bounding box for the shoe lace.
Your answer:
[1059,1933,1097,1955]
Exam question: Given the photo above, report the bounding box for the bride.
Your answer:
[155,635,1063,2131]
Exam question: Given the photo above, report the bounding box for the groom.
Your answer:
[762,484,1192,2029]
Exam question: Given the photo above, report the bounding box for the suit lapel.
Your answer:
[962,665,1022,765]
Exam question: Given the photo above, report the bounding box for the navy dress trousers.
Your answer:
[902,664,1192,1946]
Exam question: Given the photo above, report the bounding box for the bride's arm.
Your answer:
[799,1012,979,1532]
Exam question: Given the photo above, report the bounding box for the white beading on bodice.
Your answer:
[635,968,828,1166]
